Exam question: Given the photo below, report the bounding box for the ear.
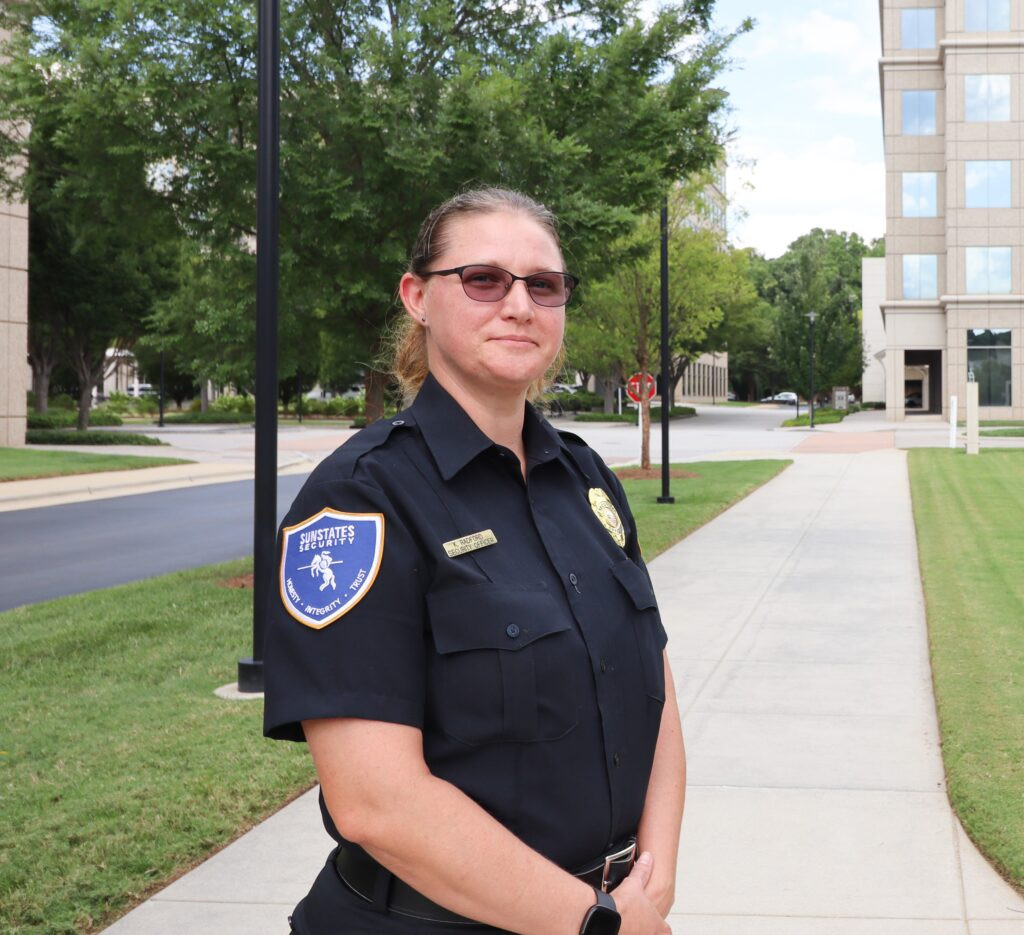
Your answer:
[399,272,428,324]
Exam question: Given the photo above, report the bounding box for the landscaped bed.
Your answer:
[908,449,1024,894]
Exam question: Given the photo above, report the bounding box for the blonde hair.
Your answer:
[389,187,568,404]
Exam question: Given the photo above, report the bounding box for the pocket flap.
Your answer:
[610,559,658,610]
[427,585,569,654]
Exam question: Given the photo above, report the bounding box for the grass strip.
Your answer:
[575,407,696,424]
[907,449,1024,893]
[0,559,315,934]
[0,460,789,933]
[0,448,188,481]
[980,428,1024,437]
[782,408,850,428]
[619,460,790,558]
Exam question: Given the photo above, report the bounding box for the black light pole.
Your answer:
[807,311,817,429]
[657,196,674,505]
[158,350,165,428]
[239,0,279,694]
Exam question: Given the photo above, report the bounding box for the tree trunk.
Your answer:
[201,381,210,412]
[76,382,92,431]
[602,377,615,414]
[364,367,387,425]
[31,362,53,413]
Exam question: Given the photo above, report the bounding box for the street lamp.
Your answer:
[806,311,817,429]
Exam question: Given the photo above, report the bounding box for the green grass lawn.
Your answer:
[0,561,315,934]
[0,447,189,481]
[782,407,850,428]
[0,459,789,933]
[980,428,1024,437]
[908,449,1024,893]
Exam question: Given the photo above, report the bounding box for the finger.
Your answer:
[627,850,654,888]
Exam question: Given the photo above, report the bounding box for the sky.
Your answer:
[706,0,886,258]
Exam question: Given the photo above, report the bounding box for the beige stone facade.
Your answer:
[1,26,28,446]
[675,351,730,404]
[877,0,1024,419]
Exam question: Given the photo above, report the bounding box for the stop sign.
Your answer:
[626,372,657,403]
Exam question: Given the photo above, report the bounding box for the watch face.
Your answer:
[582,905,621,935]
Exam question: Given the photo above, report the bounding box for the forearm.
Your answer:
[305,718,595,935]
[635,653,685,916]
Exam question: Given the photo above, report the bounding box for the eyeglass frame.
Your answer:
[420,264,580,307]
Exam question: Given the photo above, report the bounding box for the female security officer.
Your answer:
[264,188,685,934]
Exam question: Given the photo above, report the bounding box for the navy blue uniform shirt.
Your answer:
[264,374,667,873]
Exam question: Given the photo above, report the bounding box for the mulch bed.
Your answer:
[219,573,254,589]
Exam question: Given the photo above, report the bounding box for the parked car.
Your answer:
[760,391,799,405]
[127,382,156,397]
[904,392,923,408]
[547,383,581,394]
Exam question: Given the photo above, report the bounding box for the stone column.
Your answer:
[1,26,28,447]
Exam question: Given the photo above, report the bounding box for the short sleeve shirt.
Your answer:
[264,374,668,870]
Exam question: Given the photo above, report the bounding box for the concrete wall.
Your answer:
[862,257,887,403]
[1,27,28,447]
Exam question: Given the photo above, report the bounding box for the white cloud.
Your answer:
[796,73,882,118]
[790,10,870,59]
[727,136,885,258]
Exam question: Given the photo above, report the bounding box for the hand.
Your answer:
[611,852,672,935]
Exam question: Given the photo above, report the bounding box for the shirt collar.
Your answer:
[410,374,588,483]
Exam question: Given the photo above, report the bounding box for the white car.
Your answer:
[760,391,798,405]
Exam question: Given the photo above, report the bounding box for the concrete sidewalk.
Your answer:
[99,447,1024,934]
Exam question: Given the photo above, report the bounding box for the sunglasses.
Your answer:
[422,264,579,307]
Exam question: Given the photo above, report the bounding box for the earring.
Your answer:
[421,317,426,323]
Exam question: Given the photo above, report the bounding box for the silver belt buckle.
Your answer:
[600,840,637,893]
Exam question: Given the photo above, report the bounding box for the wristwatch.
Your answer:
[579,888,621,935]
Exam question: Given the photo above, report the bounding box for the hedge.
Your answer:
[27,430,165,446]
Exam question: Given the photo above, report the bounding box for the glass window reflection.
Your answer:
[965,75,1011,121]
[965,160,1012,207]
[902,91,937,135]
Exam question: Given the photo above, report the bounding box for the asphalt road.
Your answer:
[0,474,308,612]
[0,404,804,612]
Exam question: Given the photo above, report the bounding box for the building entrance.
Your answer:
[904,350,943,415]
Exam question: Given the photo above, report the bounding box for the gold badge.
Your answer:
[443,529,498,558]
[589,488,626,547]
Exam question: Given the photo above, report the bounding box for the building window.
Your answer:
[903,254,939,298]
[967,328,1011,405]
[902,172,938,216]
[902,91,937,134]
[965,75,1011,121]
[965,160,1012,207]
[901,9,937,48]
[965,246,1012,293]
[965,0,1010,31]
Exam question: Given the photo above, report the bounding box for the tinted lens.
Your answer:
[460,266,511,301]
[527,273,571,307]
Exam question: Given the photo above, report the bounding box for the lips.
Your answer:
[490,334,537,345]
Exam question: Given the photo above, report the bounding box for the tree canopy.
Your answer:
[0,0,747,418]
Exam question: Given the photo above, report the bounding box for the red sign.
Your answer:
[626,372,657,403]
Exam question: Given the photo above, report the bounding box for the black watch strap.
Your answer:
[579,888,621,935]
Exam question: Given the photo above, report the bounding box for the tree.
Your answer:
[1,0,747,422]
[569,188,750,466]
[11,91,180,427]
[758,229,882,401]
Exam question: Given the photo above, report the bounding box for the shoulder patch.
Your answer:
[279,507,385,629]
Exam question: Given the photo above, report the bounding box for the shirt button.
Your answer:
[600,660,608,674]
[391,420,405,426]
[612,754,621,767]
[569,573,578,585]
[506,623,521,639]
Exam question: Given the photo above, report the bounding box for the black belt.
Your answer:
[334,838,637,926]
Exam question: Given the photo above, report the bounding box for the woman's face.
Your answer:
[401,210,566,401]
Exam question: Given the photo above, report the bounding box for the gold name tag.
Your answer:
[443,529,498,558]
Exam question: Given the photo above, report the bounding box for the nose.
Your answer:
[501,279,534,319]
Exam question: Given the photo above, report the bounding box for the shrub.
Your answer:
[162,411,253,424]
[211,394,255,415]
[26,430,165,445]
[88,410,124,426]
[50,393,76,410]
[27,411,76,429]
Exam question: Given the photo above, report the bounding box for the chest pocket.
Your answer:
[610,559,666,702]
[426,585,583,746]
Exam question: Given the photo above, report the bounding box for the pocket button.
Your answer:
[505,623,521,639]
